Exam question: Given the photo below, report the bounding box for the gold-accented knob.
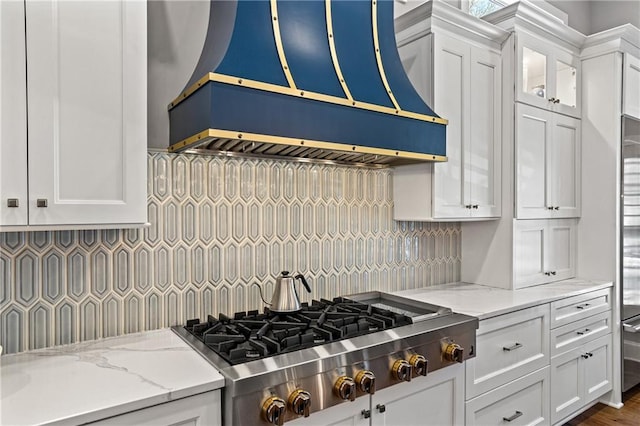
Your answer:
[288,389,311,418]
[355,370,376,394]
[392,359,413,382]
[409,354,428,377]
[261,396,286,426]
[334,376,356,401]
[443,343,464,363]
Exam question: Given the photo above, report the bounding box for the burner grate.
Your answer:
[183,297,413,365]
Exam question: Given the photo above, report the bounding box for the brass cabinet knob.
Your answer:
[334,376,356,401]
[443,343,464,363]
[392,359,413,382]
[408,354,428,377]
[288,389,311,418]
[355,370,376,394]
[261,396,286,425]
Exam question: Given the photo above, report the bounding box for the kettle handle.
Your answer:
[295,274,311,293]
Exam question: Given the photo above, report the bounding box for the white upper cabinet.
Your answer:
[393,3,505,221]
[623,53,640,119]
[515,103,581,219]
[516,32,581,118]
[0,0,28,226]
[0,0,147,229]
[514,219,577,288]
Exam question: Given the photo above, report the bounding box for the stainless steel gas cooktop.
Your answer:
[172,292,477,425]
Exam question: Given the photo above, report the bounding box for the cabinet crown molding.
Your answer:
[482,0,585,51]
[395,0,509,47]
[581,24,640,58]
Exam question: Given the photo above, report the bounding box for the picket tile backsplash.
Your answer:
[0,152,461,354]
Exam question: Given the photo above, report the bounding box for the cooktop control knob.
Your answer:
[392,359,413,382]
[443,343,464,363]
[288,389,311,418]
[355,370,376,394]
[261,396,286,426]
[409,354,428,377]
[334,376,357,401]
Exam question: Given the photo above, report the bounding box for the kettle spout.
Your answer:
[252,282,271,307]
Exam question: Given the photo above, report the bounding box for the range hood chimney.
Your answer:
[168,0,447,166]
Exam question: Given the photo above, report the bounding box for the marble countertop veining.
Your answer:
[0,329,224,426]
[394,278,614,320]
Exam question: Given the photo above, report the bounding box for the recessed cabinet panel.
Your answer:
[24,0,147,226]
[394,28,501,221]
[516,104,581,219]
[583,336,612,401]
[516,105,549,218]
[433,34,469,218]
[469,48,501,218]
[0,0,28,226]
[514,219,576,288]
[624,53,640,119]
[550,349,583,423]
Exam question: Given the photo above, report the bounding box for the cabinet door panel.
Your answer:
[433,34,469,218]
[551,48,581,117]
[583,335,612,402]
[514,220,547,288]
[0,0,28,226]
[372,364,464,426]
[469,47,501,218]
[25,0,146,225]
[550,348,583,424]
[546,219,576,281]
[623,54,640,119]
[516,104,551,219]
[516,33,551,112]
[550,114,580,217]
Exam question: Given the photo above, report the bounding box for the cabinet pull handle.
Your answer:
[587,352,593,357]
[503,411,523,422]
[465,205,472,209]
[7,198,19,208]
[503,342,523,352]
[361,409,371,419]
[576,328,590,335]
[550,271,556,276]
[376,404,386,413]
[576,303,591,310]
[582,354,590,359]
[472,204,479,209]
[36,199,48,208]
[548,97,556,103]
[544,272,552,276]
[554,98,561,104]
[554,206,559,210]
[547,206,554,210]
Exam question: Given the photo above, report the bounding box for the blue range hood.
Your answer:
[168,0,447,166]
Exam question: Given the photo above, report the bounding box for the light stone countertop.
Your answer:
[394,278,614,320]
[0,328,224,426]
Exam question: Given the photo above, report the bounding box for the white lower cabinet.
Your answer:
[465,367,549,426]
[371,363,465,426]
[465,288,613,426]
[290,363,465,426]
[550,334,613,425]
[89,391,221,425]
[514,219,577,288]
[466,304,550,399]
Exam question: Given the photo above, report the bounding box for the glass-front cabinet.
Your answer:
[517,31,581,118]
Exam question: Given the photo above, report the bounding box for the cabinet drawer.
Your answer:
[465,366,549,426]
[550,310,611,357]
[466,304,550,399]
[550,288,611,328]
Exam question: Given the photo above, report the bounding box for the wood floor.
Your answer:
[564,385,640,425]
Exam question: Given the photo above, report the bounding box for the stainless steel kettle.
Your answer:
[254,271,311,313]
